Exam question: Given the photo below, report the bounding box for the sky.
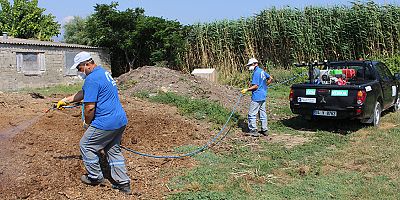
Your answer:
[36,0,400,38]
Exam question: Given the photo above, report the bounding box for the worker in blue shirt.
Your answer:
[57,52,131,195]
[241,58,273,137]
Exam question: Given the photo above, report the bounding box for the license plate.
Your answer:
[313,110,337,117]
[298,97,316,103]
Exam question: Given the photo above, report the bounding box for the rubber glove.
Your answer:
[56,98,69,109]
[83,121,90,129]
[241,89,248,94]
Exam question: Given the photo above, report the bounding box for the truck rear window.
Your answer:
[314,63,373,85]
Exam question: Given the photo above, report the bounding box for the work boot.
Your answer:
[112,182,132,195]
[81,175,105,186]
[259,130,269,136]
[259,130,272,141]
[245,130,260,137]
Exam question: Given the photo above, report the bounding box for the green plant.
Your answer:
[0,0,60,40]
[67,2,187,76]
[22,83,83,96]
[132,91,151,99]
[135,91,241,125]
[376,55,400,73]
[118,79,138,91]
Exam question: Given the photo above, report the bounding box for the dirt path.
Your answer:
[0,93,215,199]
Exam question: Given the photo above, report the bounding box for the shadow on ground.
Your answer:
[280,115,369,134]
[237,118,249,133]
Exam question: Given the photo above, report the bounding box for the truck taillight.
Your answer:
[289,88,294,101]
[356,90,366,105]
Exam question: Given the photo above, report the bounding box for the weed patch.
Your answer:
[118,79,138,91]
[134,91,242,125]
[21,83,83,96]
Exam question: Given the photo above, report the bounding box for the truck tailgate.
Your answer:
[290,84,370,118]
[291,84,362,110]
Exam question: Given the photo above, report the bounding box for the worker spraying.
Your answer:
[56,52,132,195]
[241,58,273,138]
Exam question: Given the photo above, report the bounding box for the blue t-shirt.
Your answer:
[251,66,271,101]
[82,66,128,130]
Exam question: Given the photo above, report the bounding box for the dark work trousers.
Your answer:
[79,125,130,184]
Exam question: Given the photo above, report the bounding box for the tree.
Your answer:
[63,16,90,45]
[84,2,186,76]
[0,0,60,40]
[85,3,145,75]
[136,16,186,70]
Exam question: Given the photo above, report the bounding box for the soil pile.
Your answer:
[117,66,250,115]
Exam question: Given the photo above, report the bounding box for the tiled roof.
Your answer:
[0,37,99,49]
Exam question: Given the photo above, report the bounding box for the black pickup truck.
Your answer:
[289,60,400,126]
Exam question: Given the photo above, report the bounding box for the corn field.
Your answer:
[182,1,400,84]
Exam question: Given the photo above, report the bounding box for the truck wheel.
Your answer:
[372,101,382,127]
[390,97,400,112]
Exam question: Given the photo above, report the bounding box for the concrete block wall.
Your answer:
[0,44,110,91]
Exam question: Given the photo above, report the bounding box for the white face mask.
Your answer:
[78,72,87,79]
[248,65,255,71]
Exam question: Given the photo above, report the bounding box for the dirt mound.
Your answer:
[117,66,249,115]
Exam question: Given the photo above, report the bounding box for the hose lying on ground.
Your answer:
[121,94,242,159]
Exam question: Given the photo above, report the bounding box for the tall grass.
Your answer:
[182,1,400,83]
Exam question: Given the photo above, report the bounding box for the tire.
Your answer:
[390,97,400,112]
[372,101,382,127]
